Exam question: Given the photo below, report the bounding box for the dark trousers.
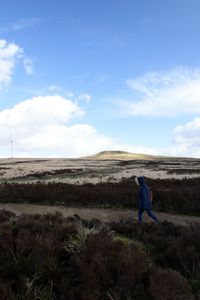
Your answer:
[138,207,158,223]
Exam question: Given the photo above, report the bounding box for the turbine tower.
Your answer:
[9,134,14,159]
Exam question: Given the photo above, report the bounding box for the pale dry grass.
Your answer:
[0,153,200,184]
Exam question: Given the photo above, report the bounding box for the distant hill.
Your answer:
[82,150,157,160]
[80,150,200,161]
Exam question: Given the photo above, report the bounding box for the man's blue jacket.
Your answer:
[137,176,152,210]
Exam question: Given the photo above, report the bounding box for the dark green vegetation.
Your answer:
[0,177,200,216]
[0,210,198,299]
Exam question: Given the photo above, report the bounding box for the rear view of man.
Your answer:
[135,176,158,224]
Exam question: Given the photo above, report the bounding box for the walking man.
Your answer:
[135,176,158,224]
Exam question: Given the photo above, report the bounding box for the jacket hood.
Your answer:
[137,176,145,185]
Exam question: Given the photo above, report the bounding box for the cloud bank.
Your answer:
[1,93,199,158]
[0,95,161,157]
[0,95,114,157]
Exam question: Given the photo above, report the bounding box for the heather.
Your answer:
[0,210,198,299]
[0,177,200,216]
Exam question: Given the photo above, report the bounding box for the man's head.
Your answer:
[135,176,145,186]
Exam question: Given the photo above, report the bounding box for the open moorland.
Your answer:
[0,151,200,299]
[0,151,200,218]
[0,151,200,184]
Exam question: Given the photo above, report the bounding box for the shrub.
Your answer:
[74,230,150,299]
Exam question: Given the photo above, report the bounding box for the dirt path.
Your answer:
[0,203,200,226]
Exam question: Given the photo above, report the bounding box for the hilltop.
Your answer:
[83,150,162,160]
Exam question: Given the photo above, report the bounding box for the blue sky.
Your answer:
[0,0,200,157]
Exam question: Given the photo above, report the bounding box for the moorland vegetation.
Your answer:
[0,210,199,299]
[0,177,200,216]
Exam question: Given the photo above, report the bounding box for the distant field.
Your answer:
[0,151,200,184]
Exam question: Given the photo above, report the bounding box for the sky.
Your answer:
[0,0,200,158]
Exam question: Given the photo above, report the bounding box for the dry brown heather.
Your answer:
[0,210,197,300]
[0,150,200,184]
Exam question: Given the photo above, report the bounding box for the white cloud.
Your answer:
[174,118,200,145]
[0,39,23,88]
[0,95,116,157]
[123,68,200,117]
[170,117,200,157]
[0,39,33,89]
[0,95,84,127]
